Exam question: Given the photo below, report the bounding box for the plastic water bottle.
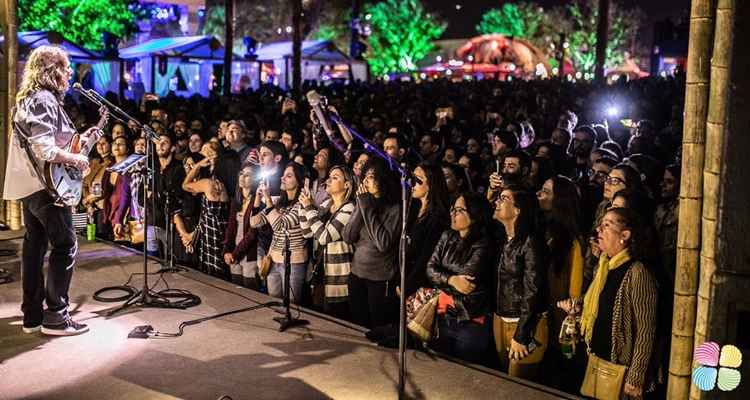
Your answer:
[86,214,96,241]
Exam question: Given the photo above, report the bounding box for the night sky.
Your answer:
[423,0,691,39]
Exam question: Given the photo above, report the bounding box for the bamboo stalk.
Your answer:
[690,1,733,398]
[1,0,21,229]
[668,0,716,398]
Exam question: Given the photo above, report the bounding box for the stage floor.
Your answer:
[0,231,573,400]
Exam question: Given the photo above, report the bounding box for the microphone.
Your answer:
[72,83,103,107]
[306,91,334,138]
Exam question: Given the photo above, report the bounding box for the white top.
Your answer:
[3,90,75,200]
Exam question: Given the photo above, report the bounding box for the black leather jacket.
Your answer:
[495,234,548,345]
[427,230,491,322]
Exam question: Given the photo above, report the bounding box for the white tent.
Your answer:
[254,40,368,88]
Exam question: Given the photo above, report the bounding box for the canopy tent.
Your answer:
[0,31,102,61]
[0,31,121,96]
[254,40,368,88]
[118,35,250,97]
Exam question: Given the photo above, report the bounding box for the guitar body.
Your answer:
[44,133,84,206]
[43,109,107,207]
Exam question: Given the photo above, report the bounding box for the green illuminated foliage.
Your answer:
[18,0,138,51]
[363,0,446,75]
[566,0,644,74]
[476,3,526,38]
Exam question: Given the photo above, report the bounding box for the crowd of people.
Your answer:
[71,75,684,398]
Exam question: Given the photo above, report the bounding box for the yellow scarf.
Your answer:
[581,248,632,345]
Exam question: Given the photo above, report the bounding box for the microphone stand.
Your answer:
[327,113,414,399]
[79,88,192,315]
[273,230,309,332]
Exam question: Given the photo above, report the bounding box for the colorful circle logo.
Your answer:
[693,342,742,392]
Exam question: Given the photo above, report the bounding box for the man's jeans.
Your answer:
[21,190,78,326]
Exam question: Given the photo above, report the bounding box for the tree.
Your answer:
[476,3,526,38]
[18,0,138,51]
[566,0,644,75]
[476,3,572,66]
[363,0,446,76]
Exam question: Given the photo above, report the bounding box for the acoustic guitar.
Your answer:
[44,110,108,207]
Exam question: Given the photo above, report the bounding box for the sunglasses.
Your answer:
[605,176,626,186]
[450,206,468,215]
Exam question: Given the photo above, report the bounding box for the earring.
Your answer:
[619,239,625,245]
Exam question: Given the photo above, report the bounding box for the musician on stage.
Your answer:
[3,46,105,336]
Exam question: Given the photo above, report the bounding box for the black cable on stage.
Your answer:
[86,237,202,310]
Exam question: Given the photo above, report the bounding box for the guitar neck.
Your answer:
[78,119,107,157]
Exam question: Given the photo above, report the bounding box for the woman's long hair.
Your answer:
[455,192,492,261]
[329,164,357,206]
[504,185,541,243]
[233,165,257,212]
[416,162,450,219]
[547,176,582,273]
[17,46,71,104]
[362,156,401,207]
[277,161,306,208]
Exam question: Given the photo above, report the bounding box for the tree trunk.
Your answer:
[1,0,22,229]
[223,0,234,96]
[594,0,610,84]
[668,1,716,398]
[291,0,302,93]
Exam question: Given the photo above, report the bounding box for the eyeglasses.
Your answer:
[605,176,626,186]
[498,194,513,204]
[589,169,608,178]
[450,206,468,215]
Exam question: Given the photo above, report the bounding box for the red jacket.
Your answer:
[223,201,258,262]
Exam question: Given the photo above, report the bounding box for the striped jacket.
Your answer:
[250,202,308,264]
[299,199,355,303]
[609,261,658,391]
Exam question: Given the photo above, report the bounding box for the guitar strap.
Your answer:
[12,110,65,205]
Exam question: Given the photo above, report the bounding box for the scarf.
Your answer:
[581,248,631,345]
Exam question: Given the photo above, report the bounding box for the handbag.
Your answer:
[580,352,628,400]
[405,288,440,342]
[259,254,273,278]
[128,220,144,244]
[308,247,326,309]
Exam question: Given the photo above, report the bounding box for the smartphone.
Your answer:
[304,177,311,193]
[527,339,538,354]
[496,160,501,175]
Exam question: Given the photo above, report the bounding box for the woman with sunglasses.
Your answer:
[299,165,357,319]
[493,186,549,379]
[426,192,493,363]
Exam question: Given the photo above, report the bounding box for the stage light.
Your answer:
[606,105,621,118]
[285,26,293,33]
[436,56,442,62]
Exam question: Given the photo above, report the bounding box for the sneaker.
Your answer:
[22,324,41,334]
[41,318,89,336]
